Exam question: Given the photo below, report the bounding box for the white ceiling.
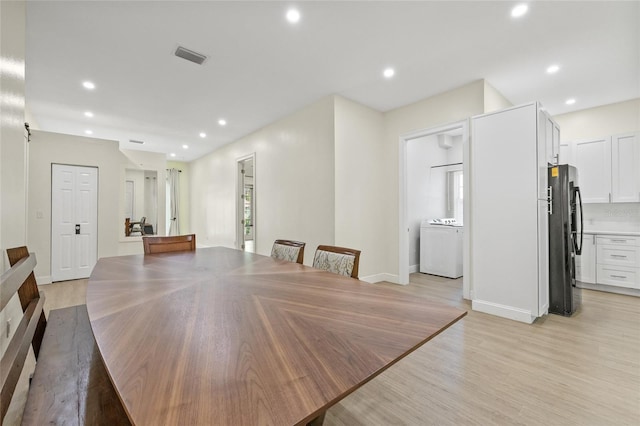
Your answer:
[26,1,639,162]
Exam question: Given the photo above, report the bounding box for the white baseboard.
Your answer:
[409,264,419,274]
[360,273,402,285]
[578,281,640,297]
[472,299,535,324]
[36,275,52,285]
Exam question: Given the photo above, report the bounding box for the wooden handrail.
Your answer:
[0,253,37,312]
[0,248,45,422]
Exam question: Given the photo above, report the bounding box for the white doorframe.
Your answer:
[236,153,256,252]
[398,120,471,299]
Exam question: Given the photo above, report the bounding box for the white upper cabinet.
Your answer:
[544,115,561,166]
[611,132,640,203]
[571,132,639,203]
[574,137,612,203]
[559,142,574,165]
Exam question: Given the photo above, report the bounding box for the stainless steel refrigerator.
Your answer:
[548,164,583,316]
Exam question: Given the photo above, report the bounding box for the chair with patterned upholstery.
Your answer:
[312,245,361,279]
[271,239,305,264]
[142,234,196,254]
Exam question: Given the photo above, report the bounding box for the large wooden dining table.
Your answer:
[86,246,466,425]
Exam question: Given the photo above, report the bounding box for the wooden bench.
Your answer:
[1,246,130,425]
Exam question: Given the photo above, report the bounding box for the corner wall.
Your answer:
[334,95,385,280]
[189,96,335,265]
[28,131,129,281]
[553,98,640,141]
[484,80,513,112]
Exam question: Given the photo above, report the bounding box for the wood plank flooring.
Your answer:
[5,274,640,425]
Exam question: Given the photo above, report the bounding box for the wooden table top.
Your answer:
[87,247,466,425]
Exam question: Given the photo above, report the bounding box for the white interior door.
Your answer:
[51,164,98,282]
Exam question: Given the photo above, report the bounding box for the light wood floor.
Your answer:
[6,275,640,425]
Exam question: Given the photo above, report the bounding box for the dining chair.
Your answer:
[129,216,146,235]
[312,245,361,279]
[271,239,305,264]
[142,234,196,254]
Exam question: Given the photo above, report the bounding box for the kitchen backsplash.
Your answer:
[583,203,640,232]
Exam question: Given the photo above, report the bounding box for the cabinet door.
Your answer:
[543,113,560,166]
[576,233,596,284]
[537,106,550,199]
[559,141,574,165]
[611,132,640,203]
[574,137,611,203]
[545,117,555,165]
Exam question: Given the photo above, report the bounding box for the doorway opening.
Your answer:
[398,120,471,299]
[237,154,255,252]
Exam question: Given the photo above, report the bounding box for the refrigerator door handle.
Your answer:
[575,186,584,256]
[547,186,553,215]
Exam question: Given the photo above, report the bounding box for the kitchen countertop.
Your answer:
[583,229,640,237]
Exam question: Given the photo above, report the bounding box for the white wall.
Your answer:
[333,95,386,280]
[1,0,27,270]
[0,4,30,420]
[553,98,640,141]
[189,96,335,265]
[484,80,513,113]
[383,80,485,280]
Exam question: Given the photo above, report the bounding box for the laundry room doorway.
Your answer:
[398,120,470,299]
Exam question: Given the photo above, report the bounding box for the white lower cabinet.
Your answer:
[582,234,640,290]
[597,265,639,289]
[576,233,596,284]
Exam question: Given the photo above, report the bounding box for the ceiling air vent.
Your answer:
[174,46,207,65]
[129,139,144,145]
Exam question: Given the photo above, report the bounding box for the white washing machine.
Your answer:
[420,219,463,278]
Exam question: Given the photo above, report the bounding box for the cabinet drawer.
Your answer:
[596,265,640,289]
[597,244,640,267]
[596,235,640,246]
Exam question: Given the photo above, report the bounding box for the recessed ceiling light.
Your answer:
[286,9,301,23]
[383,68,395,78]
[546,64,560,74]
[199,132,207,138]
[170,153,176,157]
[218,119,227,126]
[511,4,528,18]
[84,111,94,117]
[82,81,95,90]
[182,144,189,149]
[565,98,576,105]
[85,130,93,135]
